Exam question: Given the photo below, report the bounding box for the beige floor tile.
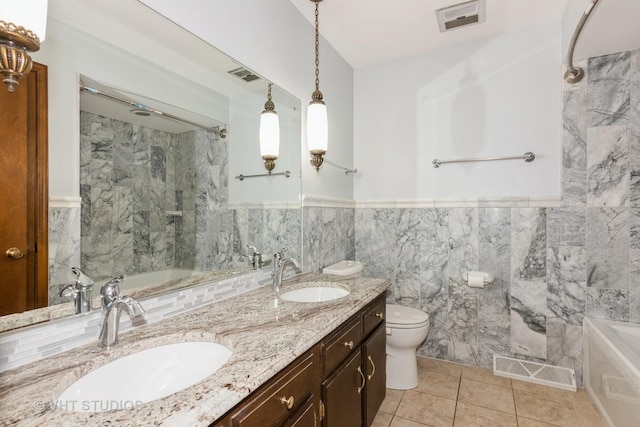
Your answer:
[573,402,607,427]
[396,390,456,427]
[457,378,515,415]
[514,389,581,427]
[511,379,581,404]
[390,416,431,427]
[418,356,463,378]
[380,389,405,414]
[415,370,460,400]
[572,388,595,406]
[371,411,394,427]
[461,365,512,388]
[517,417,558,427]
[453,402,518,427]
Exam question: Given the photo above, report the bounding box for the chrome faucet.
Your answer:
[273,249,301,292]
[247,245,263,270]
[59,267,94,314]
[98,275,145,348]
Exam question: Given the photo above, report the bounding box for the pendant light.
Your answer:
[259,82,280,173]
[307,0,328,171]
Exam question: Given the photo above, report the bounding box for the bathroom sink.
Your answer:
[57,342,231,412]
[280,283,349,302]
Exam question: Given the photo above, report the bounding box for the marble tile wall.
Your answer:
[48,207,81,304]
[351,48,640,386]
[302,206,355,273]
[79,112,259,279]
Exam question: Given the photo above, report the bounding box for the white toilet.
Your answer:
[322,261,430,390]
[385,304,430,390]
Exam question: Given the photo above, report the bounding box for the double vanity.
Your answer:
[0,273,389,426]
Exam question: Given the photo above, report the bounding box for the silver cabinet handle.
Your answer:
[367,355,376,381]
[343,340,354,350]
[357,366,365,394]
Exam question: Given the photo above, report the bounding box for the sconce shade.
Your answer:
[259,82,280,173]
[307,101,327,152]
[0,0,48,92]
[259,110,280,158]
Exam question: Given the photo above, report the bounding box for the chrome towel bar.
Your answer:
[235,170,291,181]
[431,152,535,168]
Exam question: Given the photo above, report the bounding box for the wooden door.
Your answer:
[322,349,363,427]
[363,325,386,427]
[0,63,48,315]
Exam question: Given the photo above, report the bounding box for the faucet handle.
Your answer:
[100,275,126,307]
[59,283,76,298]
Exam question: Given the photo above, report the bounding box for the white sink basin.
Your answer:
[280,284,349,302]
[58,342,231,412]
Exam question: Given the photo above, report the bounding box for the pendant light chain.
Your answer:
[314,0,320,92]
[267,82,273,102]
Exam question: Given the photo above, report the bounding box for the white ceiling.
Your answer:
[290,0,640,69]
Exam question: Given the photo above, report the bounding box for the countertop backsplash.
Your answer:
[0,269,273,373]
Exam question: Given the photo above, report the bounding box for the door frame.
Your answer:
[29,62,49,308]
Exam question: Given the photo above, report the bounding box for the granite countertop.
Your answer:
[0,273,389,426]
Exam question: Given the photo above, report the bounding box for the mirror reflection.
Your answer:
[5,0,301,324]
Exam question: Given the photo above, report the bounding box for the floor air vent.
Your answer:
[602,375,640,404]
[493,355,577,391]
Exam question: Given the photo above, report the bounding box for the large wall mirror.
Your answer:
[5,0,301,327]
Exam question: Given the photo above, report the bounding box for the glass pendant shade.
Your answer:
[0,1,48,42]
[259,111,280,158]
[307,101,328,153]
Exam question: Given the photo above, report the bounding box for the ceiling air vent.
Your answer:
[436,0,486,32]
[227,66,260,82]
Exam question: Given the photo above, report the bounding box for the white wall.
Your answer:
[139,0,355,201]
[354,22,562,201]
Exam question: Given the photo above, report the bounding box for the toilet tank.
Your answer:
[322,260,364,277]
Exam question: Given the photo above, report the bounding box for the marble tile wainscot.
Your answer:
[0,273,389,426]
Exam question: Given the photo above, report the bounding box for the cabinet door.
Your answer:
[363,325,386,427]
[322,349,364,427]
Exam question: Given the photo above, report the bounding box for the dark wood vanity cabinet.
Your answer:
[214,350,320,427]
[212,292,386,427]
[321,294,386,427]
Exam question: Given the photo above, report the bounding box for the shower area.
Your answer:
[79,79,232,282]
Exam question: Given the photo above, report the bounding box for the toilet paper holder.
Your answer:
[462,271,494,285]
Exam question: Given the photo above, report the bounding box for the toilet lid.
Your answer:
[386,304,429,326]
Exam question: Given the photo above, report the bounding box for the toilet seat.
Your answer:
[386,304,429,329]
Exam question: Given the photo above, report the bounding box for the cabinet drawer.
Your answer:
[283,396,316,427]
[322,318,362,375]
[231,352,316,427]
[363,295,386,337]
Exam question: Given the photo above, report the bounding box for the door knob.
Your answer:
[6,247,24,259]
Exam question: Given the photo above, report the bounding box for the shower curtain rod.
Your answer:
[79,84,227,138]
[564,0,600,84]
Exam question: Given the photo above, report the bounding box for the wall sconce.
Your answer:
[307,0,328,171]
[0,1,48,93]
[259,82,280,173]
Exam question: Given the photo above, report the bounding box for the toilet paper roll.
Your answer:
[466,272,484,288]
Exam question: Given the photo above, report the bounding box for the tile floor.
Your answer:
[372,356,606,427]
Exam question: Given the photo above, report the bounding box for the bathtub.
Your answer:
[117,268,207,292]
[583,317,640,427]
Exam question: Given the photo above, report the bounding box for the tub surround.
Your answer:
[0,273,388,426]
